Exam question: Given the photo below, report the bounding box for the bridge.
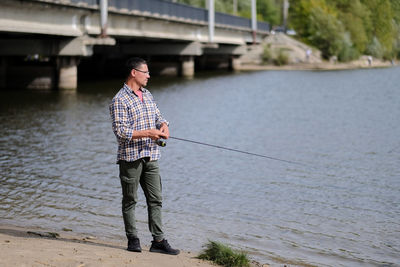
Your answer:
[0,0,270,89]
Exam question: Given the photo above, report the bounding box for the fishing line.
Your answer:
[162,136,307,166]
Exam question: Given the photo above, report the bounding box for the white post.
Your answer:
[100,0,108,37]
[208,0,214,43]
[233,0,237,15]
[251,0,257,43]
[283,0,289,31]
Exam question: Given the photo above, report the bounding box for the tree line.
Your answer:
[172,0,400,61]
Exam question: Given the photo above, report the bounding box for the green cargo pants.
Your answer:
[119,158,164,241]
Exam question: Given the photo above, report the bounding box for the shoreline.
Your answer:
[239,60,395,71]
[0,224,219,267]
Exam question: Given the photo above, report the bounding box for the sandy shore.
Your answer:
[0,225,216,267]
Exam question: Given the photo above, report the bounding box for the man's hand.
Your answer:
[131,124,169,141]
[147,129,168,140]
[159,123,170,139]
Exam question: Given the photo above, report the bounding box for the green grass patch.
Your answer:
[198,241,250,267]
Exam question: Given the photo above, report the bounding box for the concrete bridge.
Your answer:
[0,0,270,89]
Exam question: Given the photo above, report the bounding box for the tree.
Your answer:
[176,0,400,60]
[338,0,371,53]
[174,0,281,24]
[257,0,281,25]
[390,0,400,24]
[308,5,346,59]
[361,0,394,58]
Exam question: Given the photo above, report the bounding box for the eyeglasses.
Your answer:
[133,68,150,75]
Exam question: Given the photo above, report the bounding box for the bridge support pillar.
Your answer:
[180,56,194,78]
[57,57,79,90]
[229,56,241,71]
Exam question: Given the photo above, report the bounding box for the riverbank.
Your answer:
[239,58,395,71]
[240,33,396,71]
[0,224,218,267]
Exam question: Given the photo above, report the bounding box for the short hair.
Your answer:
[126,57,147,76]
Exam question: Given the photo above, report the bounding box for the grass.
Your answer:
[274,48,289,66]
[198,241,250,267]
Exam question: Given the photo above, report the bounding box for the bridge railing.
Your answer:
[108,0,208,22]
[36,0,270,32]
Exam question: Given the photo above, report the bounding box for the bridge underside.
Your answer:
[0,34,247,89]
[0,0,268,89]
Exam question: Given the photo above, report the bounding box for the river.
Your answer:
[1,67,399,266]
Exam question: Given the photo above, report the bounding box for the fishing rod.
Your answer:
[156,137,306,166]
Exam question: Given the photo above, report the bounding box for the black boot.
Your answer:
[149,239,180,255]
[127,237,142,252]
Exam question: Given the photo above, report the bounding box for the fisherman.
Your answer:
[109,57,179,255]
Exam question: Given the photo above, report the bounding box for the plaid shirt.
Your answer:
[109,84,168,162]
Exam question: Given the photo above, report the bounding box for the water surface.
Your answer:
[1,67,399,266]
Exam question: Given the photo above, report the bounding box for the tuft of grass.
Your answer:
[198,241,250,267]
[274,48,289,66]
[262,44,273,63]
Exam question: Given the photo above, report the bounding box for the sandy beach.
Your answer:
[0,225,217,267]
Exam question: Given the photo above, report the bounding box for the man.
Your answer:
[109,57,179,255]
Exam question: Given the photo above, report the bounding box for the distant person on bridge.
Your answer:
[109,57,179,255]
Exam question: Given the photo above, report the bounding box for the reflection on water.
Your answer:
[1,68,400,266]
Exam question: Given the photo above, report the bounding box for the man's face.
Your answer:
[133,64,150,87]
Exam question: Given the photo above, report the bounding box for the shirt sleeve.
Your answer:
[146,91,169,129]
[155,102,169,129]
[109,98,134,141]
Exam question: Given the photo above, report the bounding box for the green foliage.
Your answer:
[362,0,394,55]
[176,0,400,60]
[391,0,400,24]
[175,0,204,8]
[262,45,290,65]
[262,44,273,63]
[366,36,384,59]
[174,0,281,24]
[338,0,371,52]
[198,241,250,267]
[307,5,345,59]
[338,33,360,62]
[274,48,290,65]
[393,22,400,59]
[257,0,281,26]
[290,0,400,60]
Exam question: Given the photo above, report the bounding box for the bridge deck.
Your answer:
[32,0,270,32]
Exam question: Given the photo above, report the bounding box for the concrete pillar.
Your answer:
[57,57,79,89]
[180,56,194,78]
[0,57,6,89]
[229,56,241,71]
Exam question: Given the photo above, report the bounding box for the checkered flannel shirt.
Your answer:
[109,84,169,162]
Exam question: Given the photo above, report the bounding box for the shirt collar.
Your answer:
[123,83,146,96]
[123,83,147,96]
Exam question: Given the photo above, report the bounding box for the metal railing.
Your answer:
[33,0,270,32]
[108,0,208,22]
